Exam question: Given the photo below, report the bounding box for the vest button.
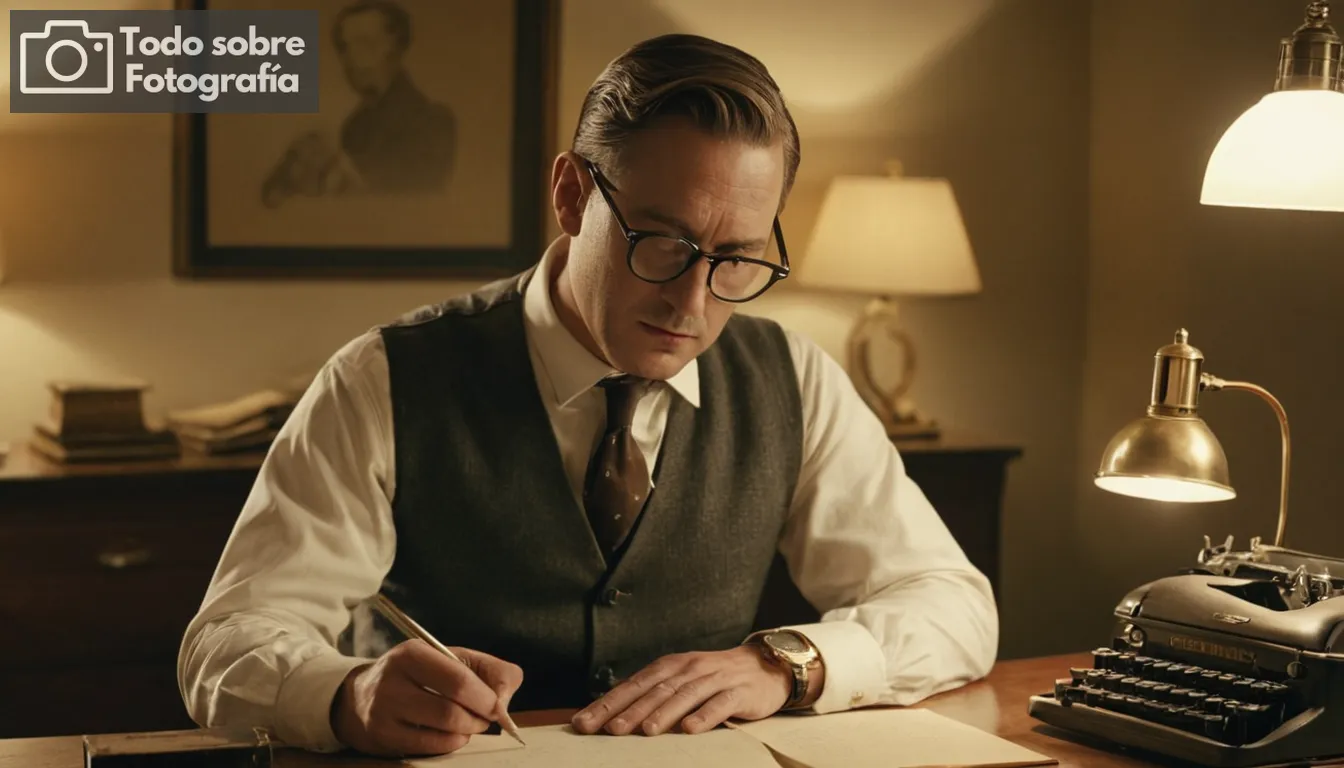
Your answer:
[601,588,622,606]
[590,665,617,694]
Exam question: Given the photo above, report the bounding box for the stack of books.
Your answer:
[30,380,180,463]
[166,389,298,455]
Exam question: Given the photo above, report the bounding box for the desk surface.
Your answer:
[0,653,1187,768]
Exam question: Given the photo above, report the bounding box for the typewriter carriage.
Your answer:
[1196,534,1344,608]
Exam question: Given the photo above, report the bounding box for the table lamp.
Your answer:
[1201,0,1344,211]
[1093,328,1292,549]
[794,162,981,439]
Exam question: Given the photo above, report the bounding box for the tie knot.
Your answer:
[597,375,644,428]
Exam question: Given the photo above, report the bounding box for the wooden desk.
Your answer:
[0,653,1182,768]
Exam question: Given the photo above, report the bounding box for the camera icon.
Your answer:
[19,20,114,95]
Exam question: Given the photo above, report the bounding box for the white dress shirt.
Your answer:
[177,237,999,753]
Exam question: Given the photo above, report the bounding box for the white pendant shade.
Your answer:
[1201,89,1344,212]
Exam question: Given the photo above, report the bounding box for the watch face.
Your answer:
[768,631,809,654]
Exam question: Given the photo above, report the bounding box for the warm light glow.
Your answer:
[646,0,996,119]
[795,175,980,296]
[1201,90,1344,212]
[1094,475,1237,503]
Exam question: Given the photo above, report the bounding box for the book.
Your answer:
[46,379,152,437]
[166,389,298,455]
[166,389,296,431]
[84,725,273,767]
[34,419,175,446]
[403,709,1057,768]
[29,430,180,463]
[177,427,280,456]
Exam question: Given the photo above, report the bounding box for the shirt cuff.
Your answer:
[273,650,375,752]
[786,620,887,714]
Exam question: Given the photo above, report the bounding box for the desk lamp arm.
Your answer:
[1201,373,1292,547]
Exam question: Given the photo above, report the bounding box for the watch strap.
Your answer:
[744,629,814,709]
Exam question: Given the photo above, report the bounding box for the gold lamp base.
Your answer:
[847,296,940,440]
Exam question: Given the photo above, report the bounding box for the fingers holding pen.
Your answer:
[399,640,516,722]
[331,639,520,757]
[451,645,526,716]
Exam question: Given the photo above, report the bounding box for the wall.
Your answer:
[0,1,1093,659]
[1078,0,1344,642]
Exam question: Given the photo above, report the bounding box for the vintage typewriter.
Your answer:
[1029,535,1344,767]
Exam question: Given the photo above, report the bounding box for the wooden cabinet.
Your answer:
[0,445,260,739]
[0,432,1020,739]
[894,434,1023,597]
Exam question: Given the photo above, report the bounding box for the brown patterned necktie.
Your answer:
[583,375,650,557]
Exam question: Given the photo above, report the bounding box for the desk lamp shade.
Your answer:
[1201,0,1344,211]
[795,167,980,296]
[1095,414,1235,503]
[1095,329,1236,502]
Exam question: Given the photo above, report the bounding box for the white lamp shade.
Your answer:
[1201,89,1344,212]
[795,175,981,295]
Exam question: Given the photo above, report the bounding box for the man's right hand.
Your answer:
[330,639,524,757]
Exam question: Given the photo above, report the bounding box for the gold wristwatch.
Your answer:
[744,628,822,709]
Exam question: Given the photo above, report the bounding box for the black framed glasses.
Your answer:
[584,160,790,303]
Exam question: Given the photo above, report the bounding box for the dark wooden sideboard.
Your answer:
[0,433,1020,739]
[0,446,259,739]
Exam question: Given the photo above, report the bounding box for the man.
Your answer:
[179,33,997,758]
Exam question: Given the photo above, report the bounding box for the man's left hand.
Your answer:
[571,645,790,736]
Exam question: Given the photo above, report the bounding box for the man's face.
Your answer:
[334,10,400,97]
[561,119,785,381]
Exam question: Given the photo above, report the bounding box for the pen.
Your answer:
[370,593,526,746]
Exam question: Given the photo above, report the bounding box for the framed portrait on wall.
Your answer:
[172,0,558,278]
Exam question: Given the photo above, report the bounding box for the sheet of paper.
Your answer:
[731,708,1057,768]
[406,724,781,767]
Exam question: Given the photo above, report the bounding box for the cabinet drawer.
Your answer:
[0,514,234,575]
[0,516,237,665]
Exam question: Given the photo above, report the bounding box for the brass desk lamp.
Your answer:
[1094,328,1297,557]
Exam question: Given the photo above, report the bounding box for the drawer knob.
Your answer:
[97,539,153,569]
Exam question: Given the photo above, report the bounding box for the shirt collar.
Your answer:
[523,236,701,409]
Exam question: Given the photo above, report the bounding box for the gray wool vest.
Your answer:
[372,268,803,711]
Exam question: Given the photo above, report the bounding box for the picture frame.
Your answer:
[172,0,559,279]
